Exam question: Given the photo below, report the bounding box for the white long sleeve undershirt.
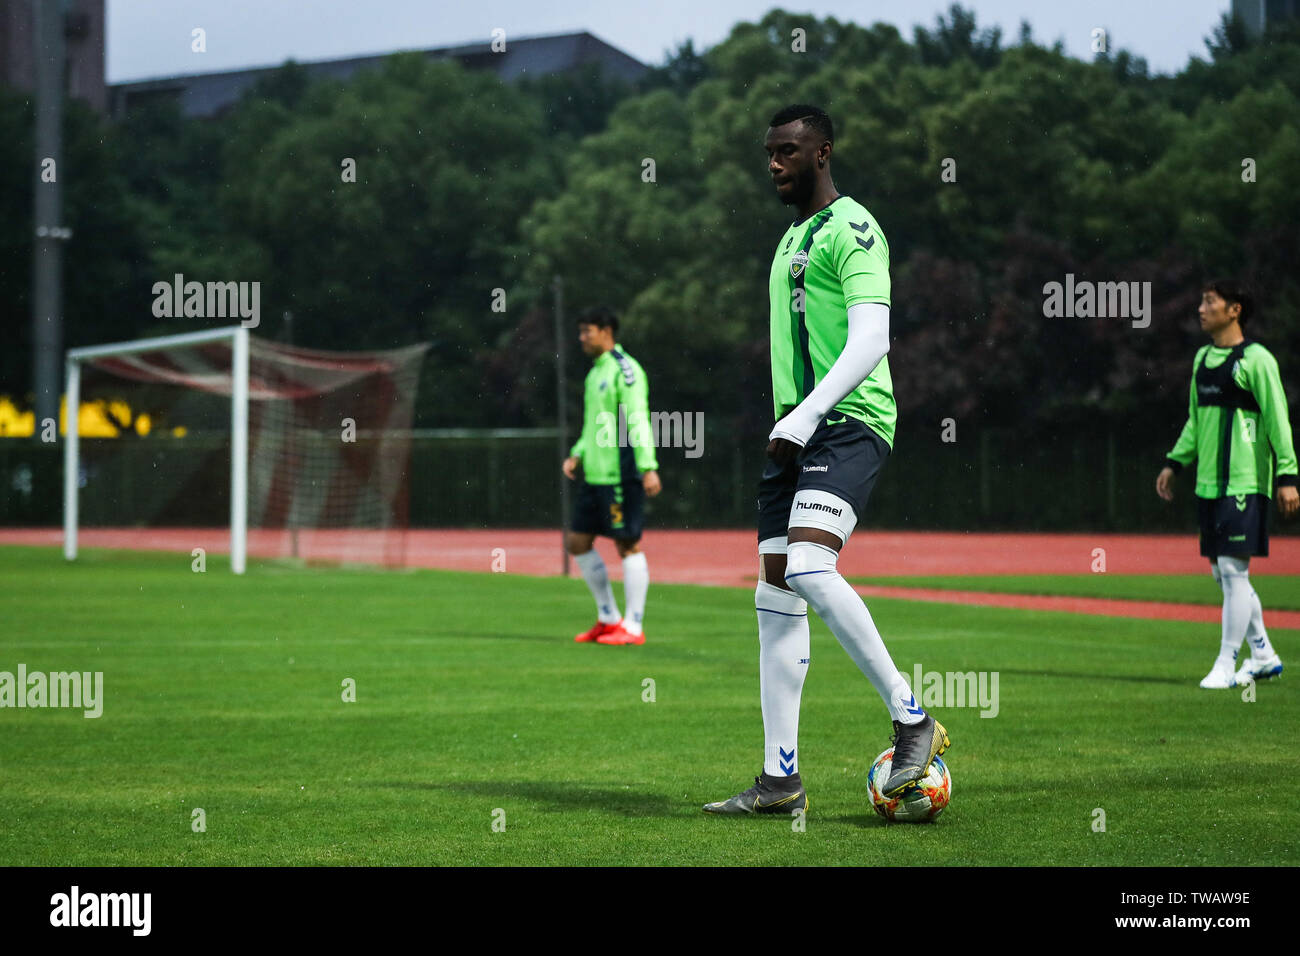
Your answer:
[768,301,890,447]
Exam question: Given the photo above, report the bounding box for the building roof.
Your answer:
[109,30,648,118]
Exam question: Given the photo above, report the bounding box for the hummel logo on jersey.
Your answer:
[1235,495,1248,511]
[850,221,875,251]
[611,350,636,386]
[795,500,841,516]
[790,250,809,278]
[802,465,828,473]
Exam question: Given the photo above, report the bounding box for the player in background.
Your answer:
[563,307,662,647]
[1157,281,1298,688]
[704,105,947,815]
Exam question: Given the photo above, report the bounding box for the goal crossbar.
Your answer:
[64,326,251,573]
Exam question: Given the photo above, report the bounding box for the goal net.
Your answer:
[64,327,428,572]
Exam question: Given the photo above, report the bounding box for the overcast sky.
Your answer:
[106,0,1232,83]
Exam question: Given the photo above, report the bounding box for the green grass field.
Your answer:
[850,573,1300,610]
[2,544,1296,866]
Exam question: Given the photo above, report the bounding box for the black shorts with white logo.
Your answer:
[756,417,890,543]
[1198,493,1269,558]
[572,479,645,541]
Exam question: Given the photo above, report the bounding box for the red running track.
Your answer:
[6,527,1300,628]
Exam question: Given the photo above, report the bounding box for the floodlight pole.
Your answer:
[554,275,570,577]
[33,0,67,429]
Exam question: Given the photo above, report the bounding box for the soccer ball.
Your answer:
[867,749,951,823]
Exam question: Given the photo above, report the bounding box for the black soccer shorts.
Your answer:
[572,478,645,541]
[757,416,890,543]
[1198,493,1269,558]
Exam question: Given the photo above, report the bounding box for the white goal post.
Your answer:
[64,326,250,573]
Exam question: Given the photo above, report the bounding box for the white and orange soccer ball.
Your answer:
[867,749,951,823]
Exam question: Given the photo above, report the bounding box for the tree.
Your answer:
[639,39,711,96]
[1205,11,1252,62]
[914,3,1003,69]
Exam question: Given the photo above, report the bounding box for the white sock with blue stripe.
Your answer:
[1215,556,1275,661]
[1245,587,1276,659]
[757,581,809,777]
[784,540,921,725]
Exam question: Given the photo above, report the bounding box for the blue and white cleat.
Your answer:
[1235,654,1283,684]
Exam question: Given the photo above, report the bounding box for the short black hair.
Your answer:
[768,104,834,145]
[1204,279,1254,326]
[578,306,619,334]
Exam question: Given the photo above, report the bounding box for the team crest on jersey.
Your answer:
[790,250,809,279]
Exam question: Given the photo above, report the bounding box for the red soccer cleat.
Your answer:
[575,620,622,643]
[596,624,645,646]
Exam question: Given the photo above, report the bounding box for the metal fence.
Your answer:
[2,426,1292,534]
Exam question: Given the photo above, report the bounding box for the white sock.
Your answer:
[1216,556,1253,666]
[621,552,649,635]
[1245,589,1276,659]
[756,581,809,777]
[574,550,620,625]
[784,541,919,724]
[1244,584,1276,660]
[1218,560,1277,659]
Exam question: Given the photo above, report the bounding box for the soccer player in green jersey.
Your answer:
[563,307,661,647]
[1157,280,1298,688]
[704,105,948,815]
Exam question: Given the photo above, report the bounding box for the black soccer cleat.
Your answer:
[882,715,950,797]
[702,771,808,815]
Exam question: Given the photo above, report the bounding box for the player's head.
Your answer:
[764,104,834,206]
[1199,279,1252,334]
[577,306,619,356]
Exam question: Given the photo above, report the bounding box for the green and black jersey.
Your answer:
[1166,340,1298,499]
[570,346,658,485]
[768,195,895,447]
